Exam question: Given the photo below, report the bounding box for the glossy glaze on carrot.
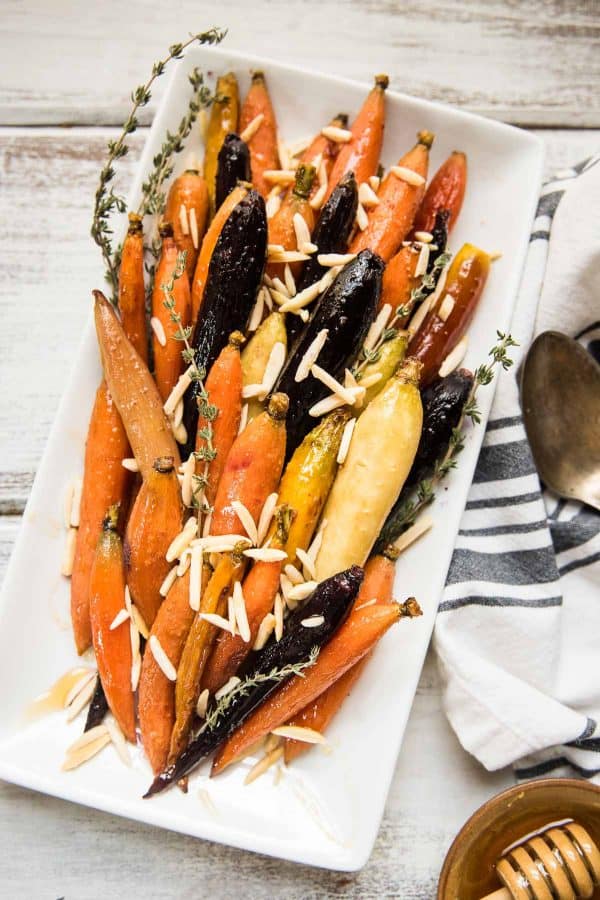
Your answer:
[266,163,315,280]
[151,221,192,402]
[413,150,467,235]
[164,168,210,280]
[118,213,147,361]
[239,71,279,198]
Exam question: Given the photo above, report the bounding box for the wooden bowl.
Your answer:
[437,778,600,899]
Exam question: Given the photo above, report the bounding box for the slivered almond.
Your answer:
[309,183,327,210]
[196,688,210,718]
[253,612,276,650]
[64,670,96,708]
[198,786,218,813]
[179,203,189,236]
[69,478,82,527]
[414,230,433,243]
[150,316,167,347]
[296,547,316,580]
[215,676,241,701]
[62,728,110,770]
[121,457,139,473]
[244,746,284,785]
[308,394,346,418]
[163,366,194,416]
[408,296,433,339]
[130,603,149,640]
[129,619,140,671]
[240,112,264,143]
[105,716,131,765]
[159,566,178,597]
[172,397,184,429]
[272,725,327,744]
[199,612,234,634]
[131,656,141,692]
[189,209,199,250]
[307,521,326,563]
[295,329,328,382]
[65,676,97,721]
[439,335,469,377]
[267,248,310,264]
[359,372,383,389]
[233,581,251,643]
[63,480,75,528]
[149,635,177,681]
[248,290,265,332]
[299,241,318,255]
[110,608,130,630]
[355,597,378,611]
[263,170,296,186]
[311,364,356,405]
[266,193,282,218]
[358,182,380,208]
[363,303,392,352]
[232,500,259,546]
[279,280,322,314]
[283,264,296,297]
[189,545,203,611]
[242,383,264,400]
[414,243,430,278]
[279,572,294,606]
[61,527,77,577]
[321,125,352,143]
[202,509,213,537]
[301,614,324,628]
[437,294,455,322]
[293,212,311,252]
[356,203,369,231]
[368,175,381,192]
[289,581,318,602]
[392,515,434,554]
[166,520,197,562]
[257,492,278,546]
[238,403,249,435]
[337,416,356,465]
[284,563,304,585]
[177,548,191,576]
[274,593,284,641]
[227,593,237,634]
[243,547,287,562]
[277,135,292,171]
[181,453,195,508]
[257,341,286,400]
[317,253,355,267]
[390,165,425,186]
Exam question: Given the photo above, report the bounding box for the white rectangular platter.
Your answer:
[0,44,543,871]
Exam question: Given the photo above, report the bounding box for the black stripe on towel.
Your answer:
[459,520,548,538]
[465,491,541,511]
[515,756,600,779]
[559,550,600,577]
[438,595,562,613]
[485,415,523,431]
[447,546,559,586]
[535,190,565,218]
[473,440,537,483]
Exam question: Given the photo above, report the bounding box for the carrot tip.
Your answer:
[158,221,174,238]
[417,130,435,149]
[375,74,390,90]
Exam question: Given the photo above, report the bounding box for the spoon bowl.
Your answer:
[521,331,600,511]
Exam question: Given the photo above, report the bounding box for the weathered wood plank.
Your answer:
[0,0,598,127]
[0,126,597,514]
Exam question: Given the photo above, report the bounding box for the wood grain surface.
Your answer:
[0,3,598,896]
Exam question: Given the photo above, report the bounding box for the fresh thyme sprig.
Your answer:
[204,647,320,731]
[162,250,216,511]
[379,331,519,539]
[91,27,226,303]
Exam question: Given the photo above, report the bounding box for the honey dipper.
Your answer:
[481,819,600,900]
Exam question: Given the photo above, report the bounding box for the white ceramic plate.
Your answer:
[0,45,543,870]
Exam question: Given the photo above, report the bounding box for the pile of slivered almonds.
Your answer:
[49,64,499,798]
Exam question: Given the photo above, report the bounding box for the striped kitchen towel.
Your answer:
[433,153,600,784]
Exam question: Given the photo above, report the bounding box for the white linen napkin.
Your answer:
[433,153,600,784]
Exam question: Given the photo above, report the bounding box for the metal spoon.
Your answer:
[521,330,600,511]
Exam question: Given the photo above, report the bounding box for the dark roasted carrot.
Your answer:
[413,151,467,235]
[266,163,315,280]
[118,213,147,361]
[190,182,249,321]
[195,331,244,509]
[409,242,490,386]
[324,75,388,202]
[151,221,191,402]
[212,601,402,774]
[164,168,210,280]
[138,569,196,772]
[239,71,279,198]
[89,504,135,742]
[124,456,183,628]
[350,130,434,262]
[70,384,130,654]
[204,73,239,213]
[283,553,395,762]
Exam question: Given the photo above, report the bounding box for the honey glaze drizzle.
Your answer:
[26,667,94,720]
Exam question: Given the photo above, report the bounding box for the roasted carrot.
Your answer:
[201,509,291,696]
[212,600,403,774]
[118,213,147,361]
[195,331,245,508]
[70,384,130,654]
[138,569,196,773]
[124,457,183,628]
[170,393,289,759]
[283,553,395,762]
[378,244,420,315]
[94,291,180,477]
[413,151,467,235]
[204,73,239,213]
[209,392,289,537]
[164,168,210,280]
[190,182,249,321]
[239,71,279,198]
[301,113,348,171]
[266,163,315,281]
[151,221,191,402]
[89,504,135,742]
[324,75,388,202]
[350,130,434,262]
[409,243,490,386]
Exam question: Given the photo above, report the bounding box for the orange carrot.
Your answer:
[283,553,395,762]
[151,221,191,402]
[118,213,147,361]
[324,75,388,202]
[212,601,403,774]
[164,168,210,280]
[413,151,467,235]
[239,71,279,198]
[266,163,315,280]
[350,130,434,262]
[190,183,249,321]
[300,113,348,199]
[195,332,244,509]
[89,504,135,742]
[70,385,130,654]
[378,244,420,316]
[124,456,183,628]
[138,570,196,772]
[210,393,289,537]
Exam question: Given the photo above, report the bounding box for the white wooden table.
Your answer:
[0,2,598,896]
